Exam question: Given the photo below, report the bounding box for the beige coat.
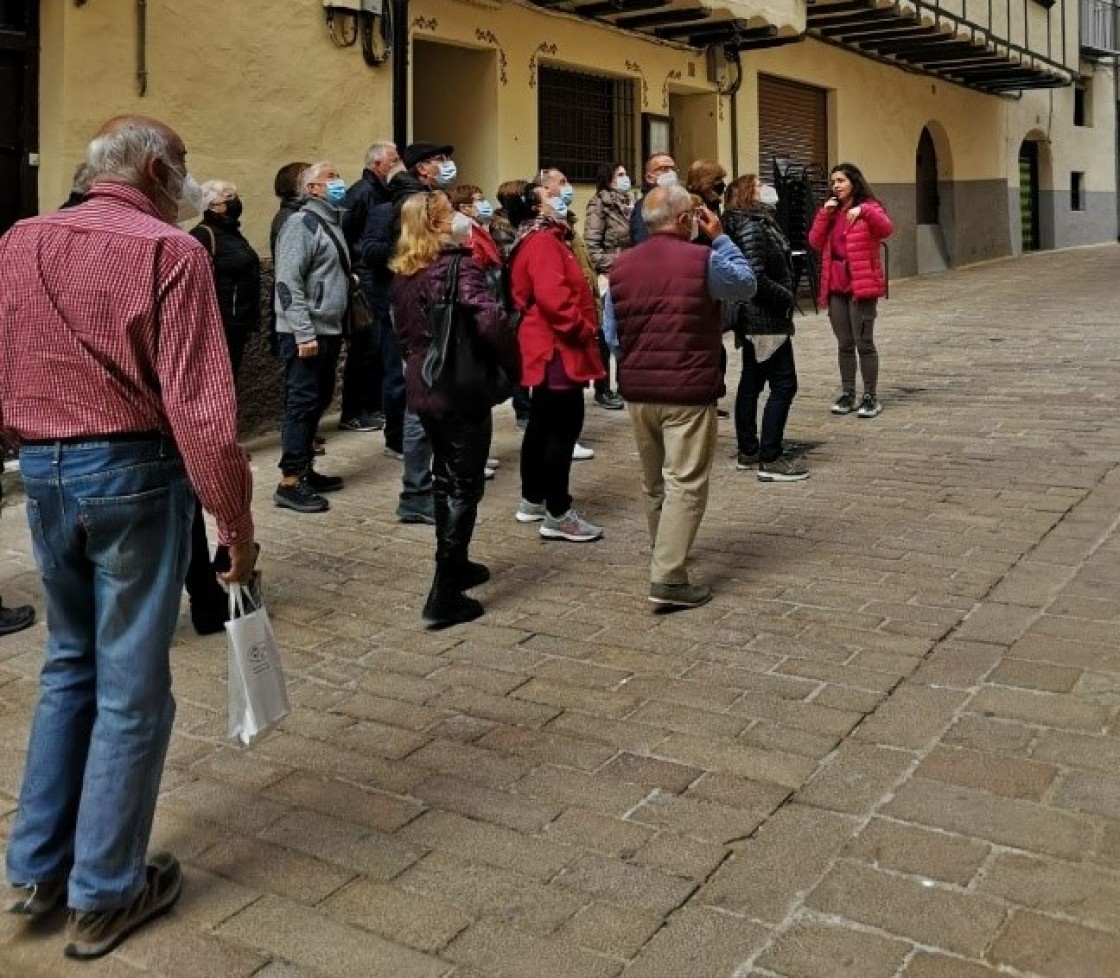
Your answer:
[584,189,632,275]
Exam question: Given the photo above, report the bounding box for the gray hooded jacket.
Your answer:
[273,196,349,344]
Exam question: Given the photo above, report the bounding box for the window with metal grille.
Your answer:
[538,66,635,183]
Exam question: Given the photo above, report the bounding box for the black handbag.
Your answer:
[307,212,373,334]
[421,255,513,407]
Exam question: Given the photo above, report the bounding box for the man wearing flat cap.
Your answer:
[359,140,457,524]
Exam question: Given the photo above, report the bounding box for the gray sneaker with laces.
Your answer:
[757,456,810,482]
[540,509,603,542]
[515,499,547,523]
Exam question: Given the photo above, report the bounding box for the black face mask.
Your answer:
[712,182,727,199]
[223,198,243,221]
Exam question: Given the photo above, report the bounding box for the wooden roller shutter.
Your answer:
[757,75,828,183]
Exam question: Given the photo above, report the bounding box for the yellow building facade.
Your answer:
[4,0,1117,278]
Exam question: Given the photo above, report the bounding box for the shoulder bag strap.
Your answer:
[306,212,352,277]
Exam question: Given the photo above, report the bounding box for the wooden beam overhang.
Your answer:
[806,0,1072,91]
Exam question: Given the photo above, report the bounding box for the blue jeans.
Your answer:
[735,338,798,462]
[377,313,406,453]
[400,408,433,501]
[6,436,194,911]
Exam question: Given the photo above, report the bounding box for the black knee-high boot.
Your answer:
[422,491,483,629]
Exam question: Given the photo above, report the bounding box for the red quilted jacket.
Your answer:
[808,200,893,307]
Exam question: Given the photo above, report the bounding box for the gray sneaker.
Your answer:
[540,509,603,542]
[649,582,712,609]
[757,456,809,482]
[64,852,182,959]
[515,499,547,523]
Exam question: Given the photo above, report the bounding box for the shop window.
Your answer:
[538,66,636,183]
[1071,171,1085,211]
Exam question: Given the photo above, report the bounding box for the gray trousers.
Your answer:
[828,295,879,395]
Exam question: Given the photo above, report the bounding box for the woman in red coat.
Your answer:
[808,163,893,419]
[507,181,605,542]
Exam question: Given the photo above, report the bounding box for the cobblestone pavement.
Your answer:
[3,244,1120,978]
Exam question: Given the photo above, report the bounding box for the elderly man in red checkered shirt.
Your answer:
[0,116,257,960]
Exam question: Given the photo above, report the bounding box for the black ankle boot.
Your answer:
[422,567,483,630]
[449,560,490,591]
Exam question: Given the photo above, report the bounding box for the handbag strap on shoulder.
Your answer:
[443,253,463,303]
[306,211,352,277]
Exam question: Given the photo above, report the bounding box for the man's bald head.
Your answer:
[642,185,693,236]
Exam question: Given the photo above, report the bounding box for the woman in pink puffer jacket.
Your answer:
[808,163,893,418]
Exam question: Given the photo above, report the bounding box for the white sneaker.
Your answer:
[572,442,595,461]
[486,457,500,469]
[515,499,547,522]
[484,466,496,480]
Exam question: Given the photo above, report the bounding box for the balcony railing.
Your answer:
[1081,0,1119,54]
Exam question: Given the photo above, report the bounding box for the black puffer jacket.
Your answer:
[723,205,795,336]
[190,211,262,335]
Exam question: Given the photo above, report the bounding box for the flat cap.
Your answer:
[403,142,454,169]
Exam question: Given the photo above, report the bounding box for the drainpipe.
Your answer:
[392,0,409,148]
[1114,1,1119,239]
[725,47,744,177]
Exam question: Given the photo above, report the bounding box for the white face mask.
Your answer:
[450,211,472,243]
[759,184,779,206]
[656,171,679,189]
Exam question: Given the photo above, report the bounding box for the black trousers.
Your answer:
[520,385,584,517]
[735,338,798,462]
[420,410,493,567]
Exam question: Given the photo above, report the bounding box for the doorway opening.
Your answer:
[1018,140,1041,252]
[411,40,499,195]
[0,0,39,234]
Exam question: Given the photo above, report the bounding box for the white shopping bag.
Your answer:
[225,580,289,745]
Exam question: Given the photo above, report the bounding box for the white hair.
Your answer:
[85,119,172,184]
[200,179,237,208]
[364,141,396,169]
[642,185,692,230]
[299,161,336,196]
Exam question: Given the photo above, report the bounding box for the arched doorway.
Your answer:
[916,127,939,224]
[915,125,950,273]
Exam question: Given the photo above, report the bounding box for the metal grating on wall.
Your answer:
[538,65,636,182]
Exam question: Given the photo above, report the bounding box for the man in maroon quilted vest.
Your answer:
[604,184,756,610]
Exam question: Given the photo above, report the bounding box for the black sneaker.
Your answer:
[736,451,758,470]
[304,469,344,493]
[338,413,381,433]
[831,391,857,415]
[8,876,66,918]
[757,456,810,482]
[649,581,713,609]
[857,393,883,418]
[274,480,329,513]
[594,390,624,410]
[0,601,35,636]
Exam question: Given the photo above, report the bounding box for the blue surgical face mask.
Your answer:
[548,196,568,219]
[559,184,574,206]
[437,160,458,187]
[475,199,494,222]
[614,175,632,194]
[324,178,347,205]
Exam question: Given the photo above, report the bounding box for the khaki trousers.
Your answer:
[627,402,718,586]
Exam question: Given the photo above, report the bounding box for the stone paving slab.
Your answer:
[3,244,1120,976]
